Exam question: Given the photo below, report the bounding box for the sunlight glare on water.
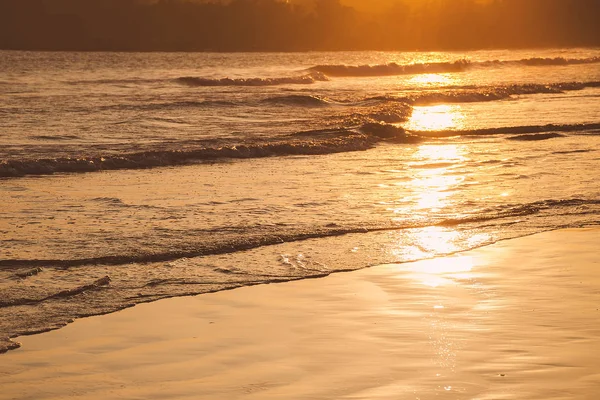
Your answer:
[413,227,462,255]
[407,73,453,87]
[406,104,466,131]
[393,145,467,218]
[402,228,474,288]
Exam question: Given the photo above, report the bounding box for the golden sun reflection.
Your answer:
[409,255,474,288]
[407,73,452,86]
[405,145,467,213]
[414,144,467,162]
[413,226,461,255]
[395,227,490,288]
[406,104,465,132]
[408,170,462,211]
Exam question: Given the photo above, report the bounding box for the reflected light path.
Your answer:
[413,144,468,163]
[392,144,468,221]
[391,226,477,288]
[410,255,475,288]
[387,142,488,288]
[405,104,466,132]
[412,226,462,255]
[407,73,453,87]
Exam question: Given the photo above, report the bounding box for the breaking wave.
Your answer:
[310,59,473,77]
[404,81,600,105]
[0,132,383,178]
[261,81,600,109]
[65,58,600,89]
[262,94,333,107]
[175,71,328,86]
[1,198,597,272]
[0,276,111,308]
[519,57,600,66]
[508,133,565,141]
[309,57,600,77]
[3,121,599,178]
[410,123,600,137]
[67,77,164,86]
[1,196,598,355]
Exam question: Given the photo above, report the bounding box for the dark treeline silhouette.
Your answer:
[0,0,599,51]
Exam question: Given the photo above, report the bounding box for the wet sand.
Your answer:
[1,228,599,399]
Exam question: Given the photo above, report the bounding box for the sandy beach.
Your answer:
[1,228,599,399]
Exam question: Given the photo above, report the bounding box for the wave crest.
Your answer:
[359,81,600,106]
[262,94,332,107]
[508,133,565,141]
[176,71,328,87]
[411,123,600,137]
[309,57,600,78]
[310,60,472,77]
[0,133,379,178]
[0,276,111,307]
[2,198,597,271]
[3,122,598,178]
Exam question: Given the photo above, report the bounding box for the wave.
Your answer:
[3,121,597,178]
[258,81,600,112]
[371,90,513,106]
[163,80,600,110]
[61,58,600,90]
[262,94,332,107]
[0,131,385,178]
[0,341,20,354]
[260,95,414,123]
[518,57,600,66]
[175,71,328,87]
[129,100,238,111]
[14,267,43,279]
[70,73,330,88]
[341,102,414,125]
[309,59,473,77]
[552,149,595,155]
[2,197,598,355]
[0,276,111,308]
[411,81,600,105]
[436,198,600,228]
[507,133,565,141]
[1,198,597,272]
[30,134,82,141]
[67,77,164,86]
[359,122,413,139]
[308,57,600,78]
[89,79,600,114]
[349,81,600,107]
[410,123,600,138]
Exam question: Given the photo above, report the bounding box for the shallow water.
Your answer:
[1,48,599,353]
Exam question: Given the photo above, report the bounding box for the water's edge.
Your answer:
[6,225,599,355]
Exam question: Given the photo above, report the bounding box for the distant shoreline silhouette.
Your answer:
[1,0,599,52]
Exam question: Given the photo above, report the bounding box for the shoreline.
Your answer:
[0,226,561,356]
[2,228,599,399]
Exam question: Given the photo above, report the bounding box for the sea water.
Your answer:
[1,48,599,352]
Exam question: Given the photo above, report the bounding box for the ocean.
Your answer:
[1,48,599,353]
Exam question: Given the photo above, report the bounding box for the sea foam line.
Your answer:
[2,197,598,271]
[410,123,600,137]
[309,57,600,77]
[3,122,599,178]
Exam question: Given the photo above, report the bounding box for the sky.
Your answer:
[1,0,599,51]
